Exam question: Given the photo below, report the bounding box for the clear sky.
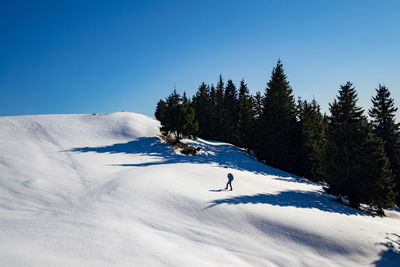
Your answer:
[1,0,399,119]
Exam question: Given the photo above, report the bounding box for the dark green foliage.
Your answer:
[323,82,396,209]
[359,132,397,211]
[181,93,199,139]
[155,99,166,124]
[237,79,255,148]
[155,90,198,141]
[223,79,239,144]
[192,83,212,139]
[155,90,181,138]
[253,92,264,119]
[154,62,399,214]
[297,98,326,181]
[256,60,300,172]
[369,85,400,204]
[214,75,225,140]
[323,82,367,206]
[250,92,264,150]
[208,84,218,139]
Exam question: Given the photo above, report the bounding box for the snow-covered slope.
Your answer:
[0,112,399,266]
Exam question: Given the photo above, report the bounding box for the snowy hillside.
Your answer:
[0,112,399,266]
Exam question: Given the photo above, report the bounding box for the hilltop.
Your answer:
[0,112,399,266]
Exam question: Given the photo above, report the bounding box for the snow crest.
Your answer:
[0,112,399,266]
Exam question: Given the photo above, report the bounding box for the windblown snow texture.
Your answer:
[0,112,399,266]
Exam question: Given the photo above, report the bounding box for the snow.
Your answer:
[0,111,399,266]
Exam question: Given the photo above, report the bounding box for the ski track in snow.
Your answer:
[0,112,399,266]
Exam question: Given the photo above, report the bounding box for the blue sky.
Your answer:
[1,0,399,119]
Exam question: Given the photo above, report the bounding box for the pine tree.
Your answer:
[359,131,397,213]
[155,90,198,142]
[192,82,211,139]
[167,90,183,140]
[253,91,264,119]
[237,79,255,148]
[323,82,369,208]
[208,84,218,139]
[297,98,326,180]
[369,84,400,204]
[181,92,199,139]
[251,92,264,151]
[155,99,166,127]
[215,75,225,140]
[257,60,299,172]
[223,79,239,144]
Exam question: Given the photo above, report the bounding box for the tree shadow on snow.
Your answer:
[373,233,400,267]
[207,190,374,216]
[69,137,304,179]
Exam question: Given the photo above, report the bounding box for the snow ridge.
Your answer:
[0,112,399,266]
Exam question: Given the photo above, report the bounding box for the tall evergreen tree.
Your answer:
[322,82,395,209]
[369,85,400,204]
[297,98,326,180]
[253,91,264,120]
[237,79,254,148]
[181,92,199,139]
[158,90,181,139]
[323,82,366,207]
[223,79,239,144]
[208,84,218,139]
[155,90,198,141]
[358,130,397,213]
[192,82,211,139]
[215,75,225,140]
[249,92,264,151]
[257,60,299,172]
[155,99,166,126]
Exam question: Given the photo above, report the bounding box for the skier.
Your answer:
[225,173,234,191]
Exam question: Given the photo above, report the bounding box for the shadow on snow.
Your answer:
[69,136,307,180]
[207,190,374,216]
[373,233,400,267]
[69,137,373,216]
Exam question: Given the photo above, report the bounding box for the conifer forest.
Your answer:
[156,60,400,214]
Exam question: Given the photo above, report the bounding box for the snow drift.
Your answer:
[0,112,399,266]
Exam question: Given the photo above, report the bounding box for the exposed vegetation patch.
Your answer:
[160,135,200,155]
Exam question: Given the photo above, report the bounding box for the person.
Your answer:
[225,173,234,191]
